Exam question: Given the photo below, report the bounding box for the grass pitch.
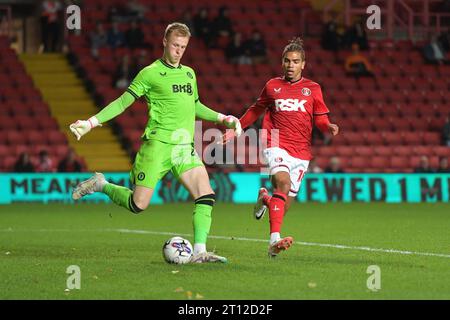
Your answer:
[0,202,449,299]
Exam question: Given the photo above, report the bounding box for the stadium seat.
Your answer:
[60,0,448,174]
[371,118,393,132]
[370,156,389,170]
[354,146,374,157]
[373,146,393,157]
[365,132,383,145]
[350,156,368,171]
[382,132,403,145]
[344,132,365,145]
[403,132,424,145]
[390,156,408,171]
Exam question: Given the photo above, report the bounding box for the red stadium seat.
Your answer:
[394,118,411,131]
[0,117,18,131]
[17,116,41,130]
[6,131,23,145]
[371,117,394,132]
[350,156,368,171]
[408,118,429,131]
[336,146,355,157]
[354,146,374,157]
[370,156,389,170]
[382,132,404,145]
[434,146,450,157]
[373,146,393,157]
[393,146,413,157]
[413,146,434,156]
[27,131,47,144]
[47,131,67,144]
[423,132,441,145]
[365,132,383,145]
[344,132,366,145]
[403,132,424,145]
[390,156,408,170]
[352,118,372,132]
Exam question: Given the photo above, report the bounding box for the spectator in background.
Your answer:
[90,23,108,58]
[114,55,133,89]
[212,6,233,49]
[226,32,252,64]
[40,0,63,52]
[344,18,368,50]
[245,30,267,64]
[125,21,145,49]
[321,13,340,52]
[180,12,195,36]
[130,50,149,78]
[126,0,147,22]
[58,149,82,172]
[423,35,450,65]
[324,156,345,173]
[345,43,374,78]
[307,159,323,173]
[442,114,450,146]
[414,156,435,173]
[14,152,35,172]
[438,30,450,53]
[194,8,213,47]
[437,157,450,173]
[107,5,121,23]
[35,150,54,172]
[107,22,125,48]
[0,13,9,37]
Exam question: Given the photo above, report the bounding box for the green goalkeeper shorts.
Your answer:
[130,139,204,189]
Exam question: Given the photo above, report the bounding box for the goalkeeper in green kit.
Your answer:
[69,23,242,263]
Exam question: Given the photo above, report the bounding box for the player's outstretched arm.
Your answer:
[69,91,136,141]
[220,103,266,144]
[195,101,242,137]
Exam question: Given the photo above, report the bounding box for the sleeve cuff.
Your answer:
[126,89,139,100]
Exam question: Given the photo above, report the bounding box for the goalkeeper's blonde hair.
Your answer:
[164,22,191,39]
[282,37,305,61]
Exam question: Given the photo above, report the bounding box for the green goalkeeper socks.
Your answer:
[192,194,215,245]
[103,183,143,214]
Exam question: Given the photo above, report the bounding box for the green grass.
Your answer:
[0,203,449,299]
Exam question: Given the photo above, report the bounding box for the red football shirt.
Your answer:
[244,76,329,160]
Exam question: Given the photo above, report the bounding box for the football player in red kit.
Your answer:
[224,38,339,257]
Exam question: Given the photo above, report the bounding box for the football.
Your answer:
[162,236,193,264]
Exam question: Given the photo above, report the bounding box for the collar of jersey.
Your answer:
[282,76,303,84]
[159,58,182,69]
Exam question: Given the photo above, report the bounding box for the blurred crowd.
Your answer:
[321,13,375,78]
[183,7,268,64]
[13,149,83,173]
[422,31,450,65]
[85,4,269,89]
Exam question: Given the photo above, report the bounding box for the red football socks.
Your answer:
[268,191,287,234]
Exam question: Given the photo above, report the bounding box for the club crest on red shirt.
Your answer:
[301,88,311,96]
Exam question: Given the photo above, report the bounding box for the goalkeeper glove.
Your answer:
[69,116,101,141]
[217,113,242,137]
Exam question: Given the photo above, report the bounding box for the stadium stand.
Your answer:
[0,36,87,172]
[66,0,450,173]
[2,0,449,173]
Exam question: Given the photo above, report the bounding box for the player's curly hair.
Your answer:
[282,37,305,60]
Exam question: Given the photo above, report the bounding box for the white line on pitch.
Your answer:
[111,228,450,259]
[1,228,450,259]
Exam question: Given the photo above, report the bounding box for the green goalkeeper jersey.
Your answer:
[127,59,200,145]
